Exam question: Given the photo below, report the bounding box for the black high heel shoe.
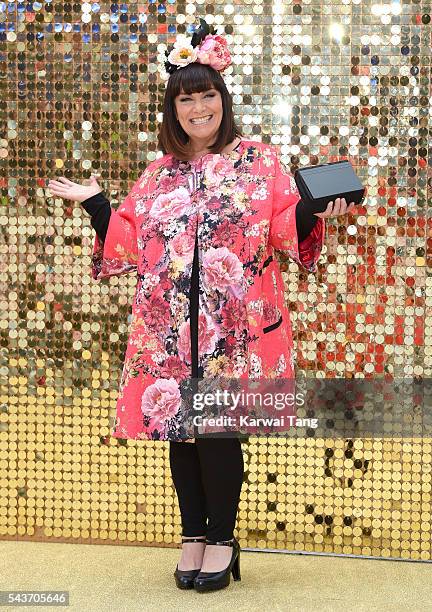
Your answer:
[174,536,206,590]
[193,537,241,593]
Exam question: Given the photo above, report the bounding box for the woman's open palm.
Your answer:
[47,174,103,204]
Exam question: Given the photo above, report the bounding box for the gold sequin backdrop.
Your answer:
[1,1,431,561]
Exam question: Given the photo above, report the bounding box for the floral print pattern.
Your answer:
[91,139,326,442]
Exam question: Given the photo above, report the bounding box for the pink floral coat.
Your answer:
[91,139,325,442]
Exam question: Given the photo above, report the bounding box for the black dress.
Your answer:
[81,174,317,381]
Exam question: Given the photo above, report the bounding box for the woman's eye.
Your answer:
[180,93,215,101]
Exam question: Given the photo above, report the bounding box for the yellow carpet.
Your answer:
[1,541,430,612]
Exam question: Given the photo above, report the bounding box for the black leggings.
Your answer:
[169,437,244,541]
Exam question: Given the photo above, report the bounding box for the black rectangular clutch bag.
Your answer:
[294,160,366,214]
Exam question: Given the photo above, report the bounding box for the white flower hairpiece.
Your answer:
[163,18,232,76]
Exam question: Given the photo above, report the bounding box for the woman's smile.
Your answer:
[190,115,213,125]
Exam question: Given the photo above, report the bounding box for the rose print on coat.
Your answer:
[90,139,326,441]
[149,186,193,221]
[204,155,237,187]
[177,312,218,364]
[212,219,239,247]
[169,231,195,261]
[202,246,244,298]
[220,298,249,338]
[159,355,190,380]
[141,377,182,434]
[141,292,171,332]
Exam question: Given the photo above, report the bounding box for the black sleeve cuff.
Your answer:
[81,191,110,213]
[295,198,318,242]
[81,192,111,242]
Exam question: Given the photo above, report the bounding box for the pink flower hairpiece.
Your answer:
[164,18,232,75]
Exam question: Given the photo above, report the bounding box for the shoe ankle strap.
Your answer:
[205,537,235,546]
[181,536,206,543]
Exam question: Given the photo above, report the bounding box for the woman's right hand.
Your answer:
[47,173,103,204]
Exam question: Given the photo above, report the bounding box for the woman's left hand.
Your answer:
[313,197,357,219]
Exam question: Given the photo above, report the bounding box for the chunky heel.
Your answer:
[231,553,241,581]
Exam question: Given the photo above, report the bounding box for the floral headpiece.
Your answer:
[163,18,232,76]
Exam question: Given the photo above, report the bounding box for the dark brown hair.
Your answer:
[157,62,242,161]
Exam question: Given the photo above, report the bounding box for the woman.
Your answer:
[47,19,356,594]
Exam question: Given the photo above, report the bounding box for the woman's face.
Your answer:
[174,87,223,151]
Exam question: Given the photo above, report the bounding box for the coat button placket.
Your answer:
[187,166,204,438]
